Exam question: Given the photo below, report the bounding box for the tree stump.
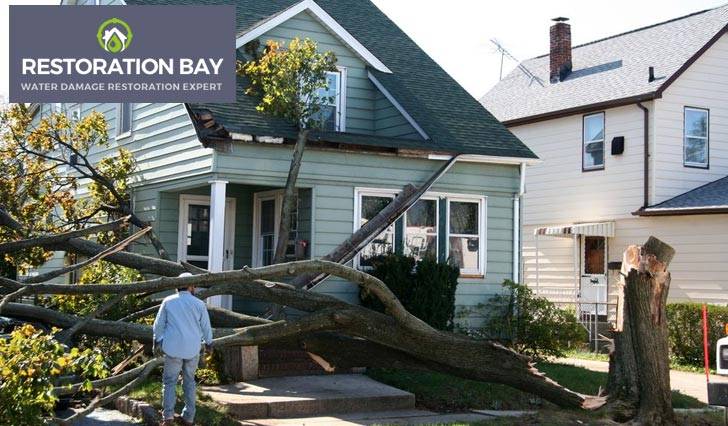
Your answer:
[607,236,676,424]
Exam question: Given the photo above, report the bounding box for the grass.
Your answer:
[367,362,705,412]
[127,375,239,426]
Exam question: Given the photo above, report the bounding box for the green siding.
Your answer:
[212,142,517,308]
[259,10,422,140]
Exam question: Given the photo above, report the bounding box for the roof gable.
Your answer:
[236,0,391,74]
[482,4,728,125]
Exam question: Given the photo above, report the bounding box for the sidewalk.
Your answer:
[557,357,728,404]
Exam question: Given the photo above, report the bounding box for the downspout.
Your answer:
[513,162,526,283]
[637,103,649,208]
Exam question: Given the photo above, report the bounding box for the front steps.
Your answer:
[201,374,415,420]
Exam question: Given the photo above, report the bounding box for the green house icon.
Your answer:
[97,18,133,53]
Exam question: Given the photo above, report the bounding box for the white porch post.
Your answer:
[207,180,232,309]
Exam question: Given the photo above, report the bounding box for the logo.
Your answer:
[97,17,133,53]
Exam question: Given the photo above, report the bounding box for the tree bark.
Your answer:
[273,128,310,264]
[607,236,676,424]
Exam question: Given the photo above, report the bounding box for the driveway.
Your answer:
[557,357,728,404]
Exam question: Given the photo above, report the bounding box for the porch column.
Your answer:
[207,180,232,310]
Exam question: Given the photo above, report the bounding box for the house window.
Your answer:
[312,69,345,132]
[404,198,438,261]
[447,198,486,276]
[583,112,605,171]
[684,107,709,168]
[116,103,132,137]
[356,191,396,268]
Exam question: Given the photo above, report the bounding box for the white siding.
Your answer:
[611,216,728,304]
[653,33,728,203]
[512,103,650,226]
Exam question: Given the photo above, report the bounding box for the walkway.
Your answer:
[557,357,728,404]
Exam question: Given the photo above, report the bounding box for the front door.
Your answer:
[177,194,236,270]
[580,235,607,315]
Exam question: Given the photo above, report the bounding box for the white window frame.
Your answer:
[446,196,487,277]
[116,103,132,139]
[403,196,439,261]
[683,106,709,169]
[177,194,236,270]
[582,112,605,171]
[353,187,398,269]
[71,104,82,120]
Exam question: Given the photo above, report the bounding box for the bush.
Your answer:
[667,303,728,369]
[461,280,587,360]
[360,254,459,330]
[0,325,107,424]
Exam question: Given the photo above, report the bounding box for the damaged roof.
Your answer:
[481,4,728,125]
[127,0,537,159]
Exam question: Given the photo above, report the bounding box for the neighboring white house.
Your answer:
[482,5,728,326]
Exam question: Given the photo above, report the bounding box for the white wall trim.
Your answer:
[236,0,392,74]
[368,71,429,140]
[428,154,541,166]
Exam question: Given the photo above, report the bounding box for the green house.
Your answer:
[53,0,537,321]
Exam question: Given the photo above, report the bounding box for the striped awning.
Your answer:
[534,222,615,238]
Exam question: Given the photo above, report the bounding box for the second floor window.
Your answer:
[117,103,132,137]
[583,112,605,171]
[684,107,709,168]
[312,69,344,132]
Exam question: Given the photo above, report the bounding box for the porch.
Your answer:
[158,181,313,313]
[530,221,619,351]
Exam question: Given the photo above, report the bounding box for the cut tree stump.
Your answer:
[607,236,676,424]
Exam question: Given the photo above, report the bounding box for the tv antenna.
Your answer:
[490,39,544,87]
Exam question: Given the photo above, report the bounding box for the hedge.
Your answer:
[667,303,728,369]
[360,254,459,331]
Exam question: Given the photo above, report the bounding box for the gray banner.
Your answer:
[9,5,236,103]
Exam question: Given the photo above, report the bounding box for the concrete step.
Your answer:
[201,374,415,420]
[258,348,328,378]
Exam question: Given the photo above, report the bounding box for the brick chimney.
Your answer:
[550,17,572,83]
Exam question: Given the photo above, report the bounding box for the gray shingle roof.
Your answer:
[127,0,537,159]
[639,175,728,214]
[481,4,728,124]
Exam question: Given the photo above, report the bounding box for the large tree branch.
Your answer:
[0,215,130,255]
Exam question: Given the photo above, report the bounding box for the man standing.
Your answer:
[153,274,213,426]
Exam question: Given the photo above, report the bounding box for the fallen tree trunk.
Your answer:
[0,260,602,410]
[607,236,676,424]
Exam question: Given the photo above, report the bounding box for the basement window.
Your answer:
[684,107,709,168]
[583,112,605,171]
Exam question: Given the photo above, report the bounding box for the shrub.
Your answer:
[360,254,459,331]
[461,280,587,360]
[0,325,107,424]
[667,303,728,369]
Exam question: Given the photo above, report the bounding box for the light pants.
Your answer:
[162,354,200,422]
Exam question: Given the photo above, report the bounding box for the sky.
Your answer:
[1,0,726,102]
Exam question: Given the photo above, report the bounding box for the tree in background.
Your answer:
[240,37,337,264]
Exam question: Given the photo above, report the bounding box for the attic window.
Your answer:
[312,68,346,132]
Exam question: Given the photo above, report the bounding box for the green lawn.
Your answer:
[367,362,705,412]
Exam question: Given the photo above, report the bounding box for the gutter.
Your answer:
[637,102,650,208]
[635,206,728,217]
[513,162,526,283]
